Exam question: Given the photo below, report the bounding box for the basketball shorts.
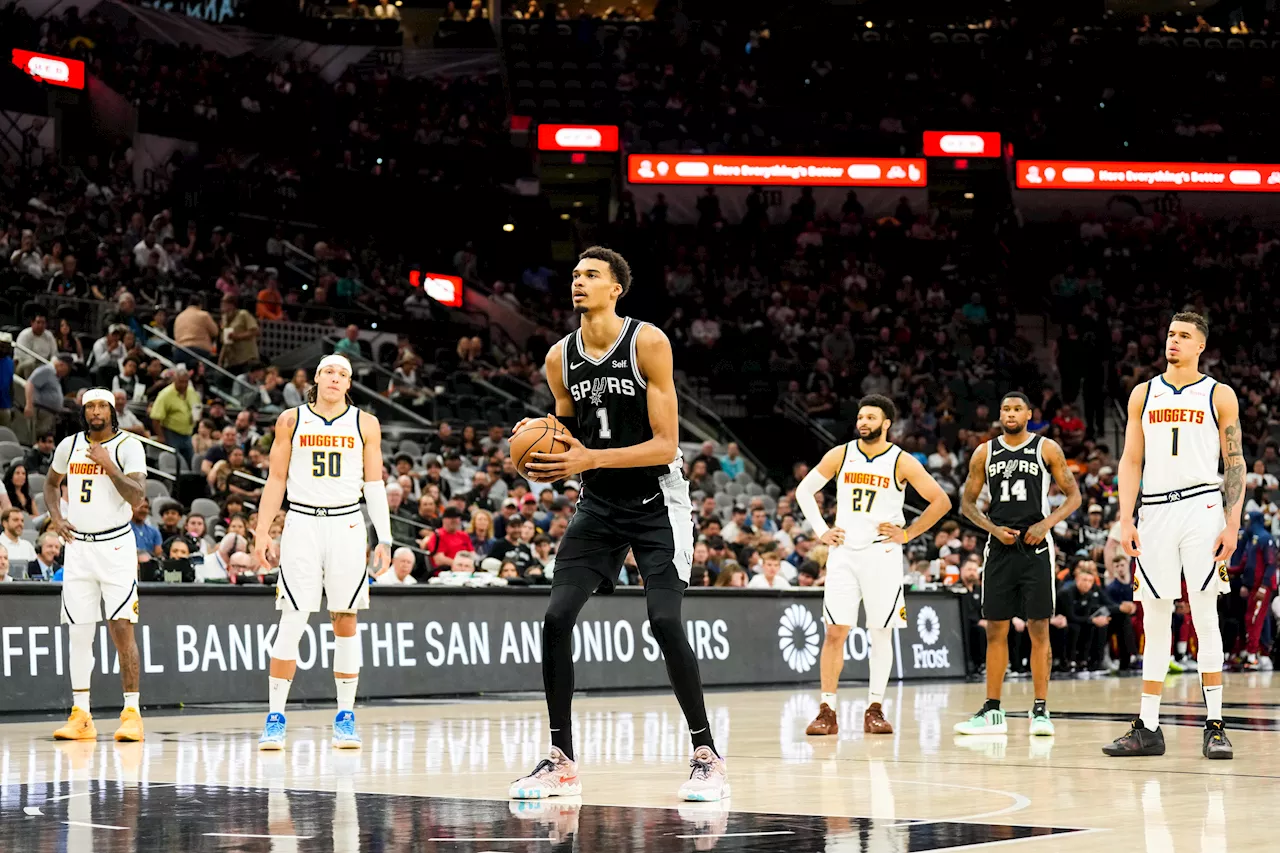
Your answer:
[822,542,907,629]
[982,536,1055,621]
[277,509,370,613]
[61,527,139,624]
[1133,488,1229,601]
[553,471,694,595]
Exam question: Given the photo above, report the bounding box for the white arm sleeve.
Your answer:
[51,437,73,475]
[363,480,393,545]
[795,469,832,538]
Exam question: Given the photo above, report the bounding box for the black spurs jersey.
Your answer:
[560,317,681,505]
[984,434,1051,529]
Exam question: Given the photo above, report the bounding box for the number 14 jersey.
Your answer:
[833,442,906,550]
[984,434,1050,529]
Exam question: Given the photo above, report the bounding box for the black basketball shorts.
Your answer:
[981,536,1056,621]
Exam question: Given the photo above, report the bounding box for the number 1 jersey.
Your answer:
[833,442,906,550]
[984,434,1050,528]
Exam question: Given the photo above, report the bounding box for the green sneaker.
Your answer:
[1167,659,1187,674]
[1029,708,1055,736]
[954,707,1007,735]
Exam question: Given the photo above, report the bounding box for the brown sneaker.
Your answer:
[864,702,894,734]
[805,702,838,736]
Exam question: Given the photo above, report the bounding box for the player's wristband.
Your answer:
[363,480,394,546]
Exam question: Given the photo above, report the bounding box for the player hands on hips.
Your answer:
[49,389,150,743]
[1103,313,1242,760]
[252,355,392,751]
[793,395,952,736]
[507,248,728,802]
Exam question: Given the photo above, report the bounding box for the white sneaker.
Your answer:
[509,748,582,799]
[678,746,730,802]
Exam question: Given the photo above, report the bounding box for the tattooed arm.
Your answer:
[1215,382,1244,563]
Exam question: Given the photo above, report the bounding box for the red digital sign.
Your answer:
[536,124,620,152]
[626,155,927,187]
[409,271,464,307]
[11,49,85,90]
[923,131,1001,158]
[1016,160,1280,192]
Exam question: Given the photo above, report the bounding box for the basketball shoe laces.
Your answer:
[687,753,715,781]
[526,757,559,781]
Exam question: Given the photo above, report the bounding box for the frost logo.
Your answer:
[917,606,941,645]
[778,604,820,673]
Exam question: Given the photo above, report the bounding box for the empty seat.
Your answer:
[146,480,170,499]
[765,483,781,498]
[398,439,423,457]
[190,498,222,519]
[0,427,18,445]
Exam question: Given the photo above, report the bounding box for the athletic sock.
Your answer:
[550,727,574,761]
[335,677,358,713]
[1203,684,1223,722]
[123,692,139,712]
[268,677,292,715]
[821,692,838,708]
[982,698,1001,713]
[73,690,90,713]
[1032,699,1047,718]
[1140,692,1161,731]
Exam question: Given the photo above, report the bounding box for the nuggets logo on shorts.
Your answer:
[1133,573,1140,592]
[899,606,907,622]
[132,600,139,616]
[1218,563,1229,582]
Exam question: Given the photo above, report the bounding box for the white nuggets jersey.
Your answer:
[1141,375,1222,493]
[834,442,906,550]
[287,405,365,508]
[52,432,147,531]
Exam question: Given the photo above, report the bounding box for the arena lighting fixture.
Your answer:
[1017,159,1280,192]
[627,155,927,186]
[502,223,515,232]
[10,49,85,90]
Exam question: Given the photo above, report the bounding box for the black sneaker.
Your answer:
[1203,721,1233,760]
[1102,720,1166,756]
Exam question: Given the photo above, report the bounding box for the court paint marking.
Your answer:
[928,829,1107,853]
[675,831,796,839]
[64,820,128,830]
[428,837,553,843]
[23,807,42,816]
[780,772,1031,823]
[204,833,316,840]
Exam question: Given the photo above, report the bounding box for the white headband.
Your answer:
[82,388,114,406]
[316,354,352,375]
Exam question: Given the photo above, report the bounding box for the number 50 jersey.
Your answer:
[287,404,365,509]
[833,442,906,550]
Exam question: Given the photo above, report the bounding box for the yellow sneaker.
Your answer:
[114,708,144,742]
[53,707,98,741]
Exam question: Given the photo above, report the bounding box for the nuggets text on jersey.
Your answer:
[297,434,359,448]
[842,471,892,489]
[1147,408,1206,424]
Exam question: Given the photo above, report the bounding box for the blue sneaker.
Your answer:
[258,712,287,751]
[332,710,361,749]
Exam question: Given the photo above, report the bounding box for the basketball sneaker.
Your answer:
[678,746,730,802]
[114,708,144,742]
[1102,720,1166,756]
[1028,708,1055,736]
[1202,721,1233,760]
[863,703,893,734]
[509,747,582,799]
[332,710,361,749]
[805,703,838,735]
[258,712,288,750]
[954,706,1007,735]
[53,707,97,741]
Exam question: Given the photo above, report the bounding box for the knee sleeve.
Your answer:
[333,633,362,674]
[271,610,309,662]
[544,586,590,639]
[68,624,96,690]
[645,589,687,647]
[1189,591,1224,674]
[1141,598,1176,682]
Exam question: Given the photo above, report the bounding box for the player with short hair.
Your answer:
[795,394,953,736]
[507,246,727,802]
[254,354,392,750]
[957,391,1082,736]
[1104,312,1242,759]
[46,388,149,742]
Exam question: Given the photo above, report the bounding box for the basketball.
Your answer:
[510,417,572,478]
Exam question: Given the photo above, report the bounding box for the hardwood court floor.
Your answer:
[1,673,1276,851]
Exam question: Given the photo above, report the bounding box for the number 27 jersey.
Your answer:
[52,431,147,531]
[833,442,906,550]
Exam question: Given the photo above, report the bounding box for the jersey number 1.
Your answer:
[1171,427,1179,457]
[998,479,1028,502]
[312,451,341,478]
[595,408,612,439]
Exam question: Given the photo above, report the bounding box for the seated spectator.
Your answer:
[54,319,84,364]
[747,551,791,589]
[0,508,36,576]
[131,499,164,559]
[114,391,146,435]
[203,428,241,474]
[113,356,148,403]
[192,419,217,455]
[15,313,57,376]
[796,561,820,587]
[23,432,54,476]
[719,442,745,480]
[89,325,128,371]
[283,369,310,408]
[4,462,34,516]
[419,506,471,576]
[951,557,986,675]
[714,562,748,587]
[376,547,419,585]
[0,545,10,582]
[30,532,62,581]
[1054,562,1118,673]
[334,325,362,359]
[468,509,497,556]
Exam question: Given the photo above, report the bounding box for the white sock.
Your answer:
[867,627,894,709]
[821,692,837,707]
[1140,692,1162,731]
[73,690,90,713]
[123,692,139,712]
[68,623,96,712]
[1203,684,1223,721]
[268,677,292,714]
[1176,640,1188,657]
[335,676,358,713]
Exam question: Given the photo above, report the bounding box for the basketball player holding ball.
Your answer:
[507,247,728,802]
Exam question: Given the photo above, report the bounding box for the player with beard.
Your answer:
[46,389,149,742]
[956,391,1081,736]
[795,394,952,735]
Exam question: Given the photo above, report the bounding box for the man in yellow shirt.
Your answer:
[220,295,261,372]
[149,365,201,464]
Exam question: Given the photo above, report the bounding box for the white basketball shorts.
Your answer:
[60,532,140,624]
[822,542,907,629]
[1133,492,1229,601]
[276,510,370,613]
